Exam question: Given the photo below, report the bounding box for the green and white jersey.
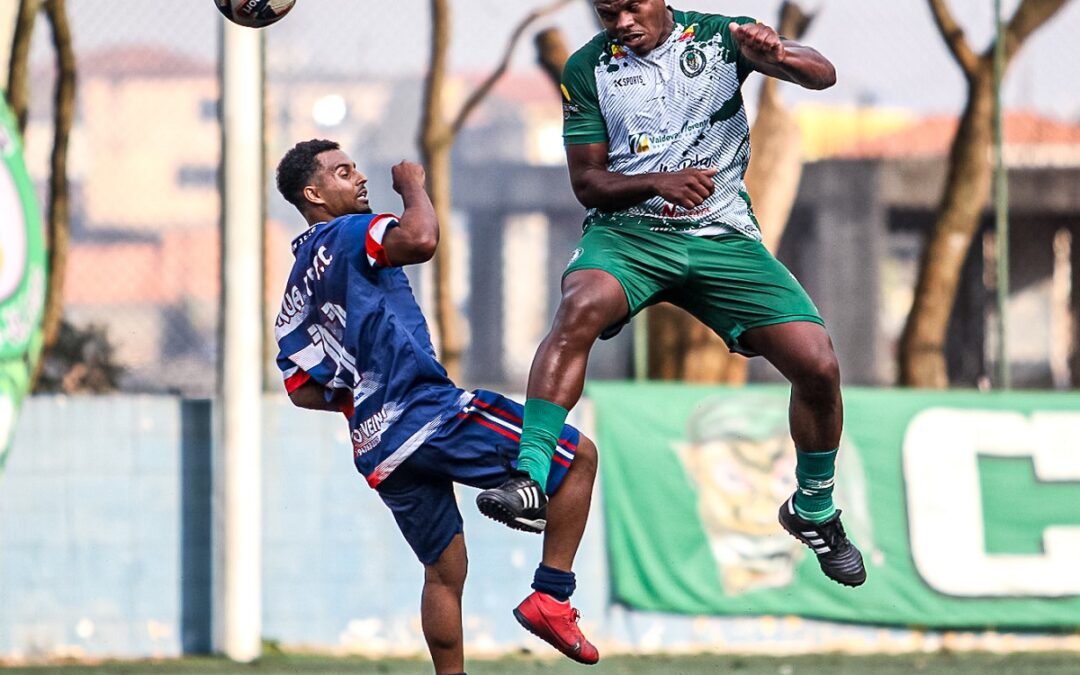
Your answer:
[562,10,760,239]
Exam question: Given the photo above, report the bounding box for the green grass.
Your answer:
[1,652,1078,674]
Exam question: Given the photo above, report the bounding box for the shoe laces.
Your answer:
[564,606,582,630]
[820,516,849,550]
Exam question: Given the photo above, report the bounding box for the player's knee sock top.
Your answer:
[793,447,838,523]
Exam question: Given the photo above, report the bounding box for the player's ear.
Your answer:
[303,184,325,207]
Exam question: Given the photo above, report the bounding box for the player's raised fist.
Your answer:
[391,160,426,194]
[729,22,785,64]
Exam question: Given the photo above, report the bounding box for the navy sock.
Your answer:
[531,563,576,602]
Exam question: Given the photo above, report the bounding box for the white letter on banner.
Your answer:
[903,409,1080,597]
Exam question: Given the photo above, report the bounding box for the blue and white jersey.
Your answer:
[274,213,471,488]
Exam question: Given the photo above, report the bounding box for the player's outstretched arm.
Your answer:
[729,22,835,90]
[567,142,718,212]
[382,160,439,265]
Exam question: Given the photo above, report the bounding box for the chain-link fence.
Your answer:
[19,0,1080,395]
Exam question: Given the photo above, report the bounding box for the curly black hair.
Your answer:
[275,138,340,212]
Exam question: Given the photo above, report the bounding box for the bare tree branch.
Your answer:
[449,0,574,135]
[1002,0,1071,62]
[926,0,980,75]
[6,0,41,133]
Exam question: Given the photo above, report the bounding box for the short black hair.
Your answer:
[275,138,340,212]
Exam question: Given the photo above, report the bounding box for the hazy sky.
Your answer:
[33,0,1080,119]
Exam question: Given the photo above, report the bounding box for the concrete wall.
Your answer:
[4,396,1076,661]
[0,395,611,659]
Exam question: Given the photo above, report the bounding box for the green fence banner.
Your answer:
[0,100,46,471]
[588,383,1080,628]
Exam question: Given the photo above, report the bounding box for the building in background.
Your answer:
[20,44,1080,394]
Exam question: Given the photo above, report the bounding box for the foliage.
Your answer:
[34,318,124,393]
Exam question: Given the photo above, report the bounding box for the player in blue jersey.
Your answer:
[273,139,600,673]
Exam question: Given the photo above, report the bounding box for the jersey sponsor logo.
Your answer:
[659,154,712,172]
[613,74,645,88]
[680,45,707,78]
[351,403,403,457]
[627,116,709,156]
[628,133,652,155]
[562,101,579,121]
[660,202,713,219]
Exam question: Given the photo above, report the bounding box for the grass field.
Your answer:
[2,652,1078,674]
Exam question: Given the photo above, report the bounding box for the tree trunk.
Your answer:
[420,0,572,380]
[648,2,812,384]
[30,0,74,392]
[899,0,1069,388]
[900,72,994,388]
[535,28,569,89]
[419,132,462,379]
[419,0,464,379]
[4,0,39,131]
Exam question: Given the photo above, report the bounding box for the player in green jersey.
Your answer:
[479,0,865,588]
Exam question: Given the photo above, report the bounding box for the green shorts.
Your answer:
[562,221,823,356]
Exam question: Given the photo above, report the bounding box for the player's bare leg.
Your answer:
[542,435,597,570]
[527,270,629,409]
[479,270,625,533]
[420,534,468,674]
[514,435,600,664]
[741,321,865,587]
[739,321,842,450]
[512,270,627,491]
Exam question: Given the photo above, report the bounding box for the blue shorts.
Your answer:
[375,389,581,565]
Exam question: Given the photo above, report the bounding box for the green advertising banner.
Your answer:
[0,100,46,471]
[588,383,1080,628]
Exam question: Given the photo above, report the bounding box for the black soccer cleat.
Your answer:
[476,472,548,534]
[778,493,866,587]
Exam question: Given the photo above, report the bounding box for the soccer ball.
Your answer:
[215,0,297,29]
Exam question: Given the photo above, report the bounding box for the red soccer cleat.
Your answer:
[513,591,600,665]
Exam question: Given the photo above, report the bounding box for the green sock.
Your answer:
[793,448,838,523]
[516,398,568,488]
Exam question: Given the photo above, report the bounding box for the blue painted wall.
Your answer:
[0,395,608,659]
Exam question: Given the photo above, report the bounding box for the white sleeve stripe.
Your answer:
[368,213,398,245]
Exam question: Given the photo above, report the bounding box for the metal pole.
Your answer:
[215,20,264,663]
[633,311,648,381]
[993,0,1010,389]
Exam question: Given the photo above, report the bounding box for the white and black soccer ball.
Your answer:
[215,0,297,29]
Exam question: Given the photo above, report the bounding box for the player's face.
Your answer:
[311,149,371,217]
[594,0,674,55]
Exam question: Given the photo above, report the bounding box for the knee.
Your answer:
[425,548,467,594]
[552,288,618,344]
[574,435,599,479]
[795,349,841,399]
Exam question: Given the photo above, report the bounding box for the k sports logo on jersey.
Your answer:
[613,75,645,88]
